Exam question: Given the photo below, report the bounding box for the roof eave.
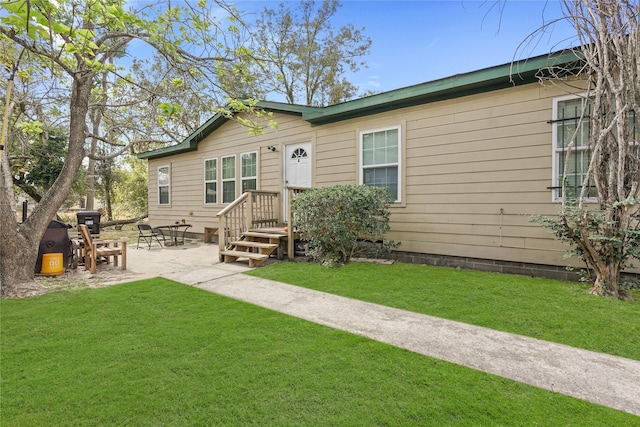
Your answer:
[137,113,229,160]
[138,49,583,159]
[137,102,319,160]
[303,50,583,125]
[255,100,321,116]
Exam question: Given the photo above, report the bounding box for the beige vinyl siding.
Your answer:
[315,128,358,185]
[148,165,158,206]
[147,80,597,269]
[148,113,315,234]
[389,83,564,266]
[307,82,574,267]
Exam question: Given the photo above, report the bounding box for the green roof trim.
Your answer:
[301,50,583,125]
[137,113,229,160]
[137,101,319,160]
[138,50,582,160]
[255,101,322,116]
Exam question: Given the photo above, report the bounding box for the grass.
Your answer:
[2,279,638,426]
[247,261,640,361]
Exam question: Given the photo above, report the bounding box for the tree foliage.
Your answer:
[11,129,86,206]
[532,0,640,299]
[0,0,257,295]
[220,0,372,106]
[291,185,393,266]
[110,155,148,218]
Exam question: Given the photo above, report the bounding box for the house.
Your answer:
[138,50,601,279]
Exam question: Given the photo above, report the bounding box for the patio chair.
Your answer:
[78,224,127,274]
[136,224,164,249]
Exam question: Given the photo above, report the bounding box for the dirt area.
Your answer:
[36,241,224,292]
[16,235,377,297]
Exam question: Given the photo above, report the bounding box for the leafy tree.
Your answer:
[532,0,640,299]
[83,31,221,210]
[292,185,393,266]
[0,49,87,208]
[220,0,372,106]
[0,0,258,296]
[11,129,86,206]
[1,44,73,207]
[95,157,118,220]
[111,155,148,218]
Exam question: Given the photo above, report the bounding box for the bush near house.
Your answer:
[292,185,393,266]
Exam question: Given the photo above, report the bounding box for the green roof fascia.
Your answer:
[138,50,582,160]
[137,113,229,160]
[137,101,320,160]
[302,49,584,126]
[255,100,322,116]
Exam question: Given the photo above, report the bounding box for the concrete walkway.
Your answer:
[87,244,640,416]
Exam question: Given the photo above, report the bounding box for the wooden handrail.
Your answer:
[216,192,249,258]
[216,190,281,261]
[217,188,312,262]
[286,186,311,260]
[216,192,250,217]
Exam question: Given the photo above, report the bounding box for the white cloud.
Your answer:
[367,76,380,88]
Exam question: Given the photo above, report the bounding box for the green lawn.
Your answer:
[1,279,638,426]
[248,261,640,361]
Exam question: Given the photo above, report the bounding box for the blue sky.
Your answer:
[232,0,577,94]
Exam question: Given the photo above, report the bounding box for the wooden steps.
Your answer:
[241,231,285,240]
[228,240,279,253]
[220,250,269,268]
[221,229,285,267]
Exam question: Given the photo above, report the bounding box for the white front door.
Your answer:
[284,142,312,221]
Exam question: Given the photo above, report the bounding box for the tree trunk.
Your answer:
[1,150,17,212]
[86,69,108,212]
[100,213,148,228]
[105,167,113,220]
[0,69,93,296]
[0,157,44,296]
[12,177,43,203]
[590,261,626,299]
[86,155,95,210]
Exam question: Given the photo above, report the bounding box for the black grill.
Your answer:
[35,220,72,273]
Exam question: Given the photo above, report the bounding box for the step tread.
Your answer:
[230,241,279,249]
[244,230,286,236]
[221,250,269,260]
[242,231,286,239]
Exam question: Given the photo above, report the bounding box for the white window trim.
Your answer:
[241,151,259,192]
[359,125,402,202]
[203,158,217,205]
[221,154,236,204]
[158,164,171,206]
[551,94,598,203]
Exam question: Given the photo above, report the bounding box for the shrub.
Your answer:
[291,185,394,266]
[531,197,640,299]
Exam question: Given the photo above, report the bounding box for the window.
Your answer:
[291,147,308,159]
[204,158,217,204]
[158,165,170,205]
[222,155,236,203]
[552,96,639,201]
[552,96,596,200]
[241,151,258,192]
[360,126,400,201]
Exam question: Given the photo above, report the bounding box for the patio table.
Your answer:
[156,223,191,246]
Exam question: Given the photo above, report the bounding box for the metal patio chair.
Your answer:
[136,224,165,249]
